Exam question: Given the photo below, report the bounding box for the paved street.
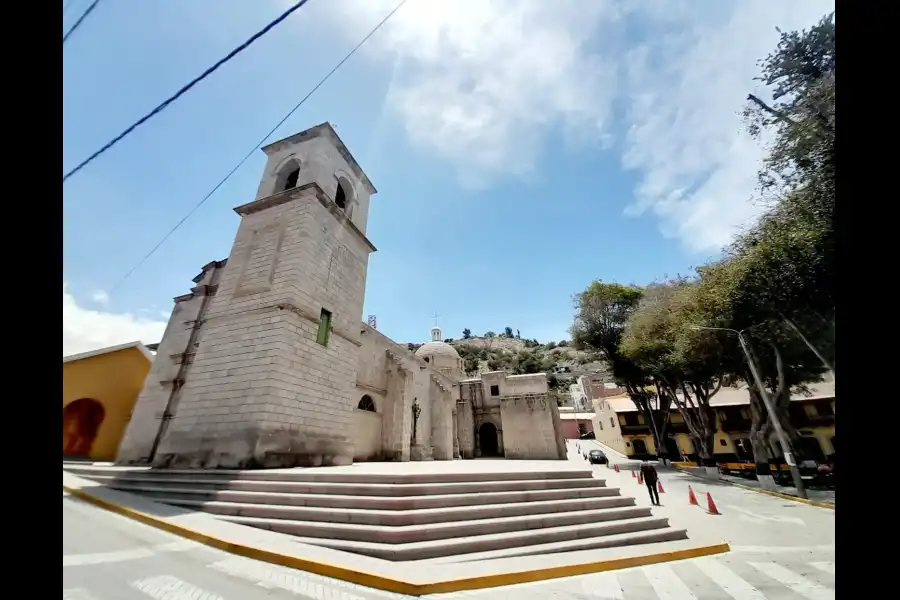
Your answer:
[63,491,409,600]
[64,447,836,600]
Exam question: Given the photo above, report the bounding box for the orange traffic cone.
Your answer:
[631,470,636,478]
[657,480,665,493]
[706,492,721,515]
[688,485,698,505]
[614,464,620,473]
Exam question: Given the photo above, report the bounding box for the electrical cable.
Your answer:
[63,0,313,183]
[106,0,409,296]
[63,0,103,44]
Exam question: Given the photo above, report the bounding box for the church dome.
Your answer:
[414,326,460,359]
[416,341,461,359]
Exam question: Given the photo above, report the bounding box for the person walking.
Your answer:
[640,460,661,505]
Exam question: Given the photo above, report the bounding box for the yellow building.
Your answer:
[63,341,154,461]
[591,375,835,464]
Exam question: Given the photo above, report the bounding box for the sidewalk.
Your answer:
[567,440,835,507]
[565,443,835,553]
[674,465,835,506]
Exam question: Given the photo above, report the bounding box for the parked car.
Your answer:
[588,449,608,465]
[580,431,596,440]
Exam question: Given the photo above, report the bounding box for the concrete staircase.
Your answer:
[63,464,687,562]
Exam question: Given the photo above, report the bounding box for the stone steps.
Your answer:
[97,483,623,510]
[413,527,690,564]
[276,517,682,561]
[64,464,689,563]
[62,464,590,484]
[219,506,655,544]
[153,495,638,525]
[69,472,604,497]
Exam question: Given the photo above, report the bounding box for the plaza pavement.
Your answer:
[64,444,835,599]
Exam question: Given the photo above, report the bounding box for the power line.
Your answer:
[107,0,409,296]
[63,0,103,44]
[63,0,314,184]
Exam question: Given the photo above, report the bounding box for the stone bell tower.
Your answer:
[129,123,377,469]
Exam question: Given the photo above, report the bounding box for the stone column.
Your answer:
[457,399,475,459]
[430,382,453,460]
[384,361,412,462]
[452,406,460,459]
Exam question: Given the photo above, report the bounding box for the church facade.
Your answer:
[115,123,565,469]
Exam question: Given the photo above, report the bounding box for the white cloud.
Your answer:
[618,1,833,253]
[90,290,110,305]
[321,0,833,252]
[325,0,621,185]
[63,283,167,356]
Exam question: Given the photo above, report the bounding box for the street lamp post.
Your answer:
[690,325,808,499]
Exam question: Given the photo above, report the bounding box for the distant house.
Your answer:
[591,375,835,463]
[63,342,153,461]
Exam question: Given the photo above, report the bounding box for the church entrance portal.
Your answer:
[63,398,105,457]
[478,422,500,457]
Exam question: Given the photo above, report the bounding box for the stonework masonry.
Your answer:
[116,261,226,464]
[115,122,566,470]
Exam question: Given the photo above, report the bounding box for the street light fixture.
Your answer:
[690,325,808,499]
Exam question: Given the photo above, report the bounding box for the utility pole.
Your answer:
[691,326,808,499]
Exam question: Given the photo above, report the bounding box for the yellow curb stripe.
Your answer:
[63,484,730,596]
[412,543,731,595]
[672,467,835,511]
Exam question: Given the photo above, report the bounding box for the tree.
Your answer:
[622,278,742,465]
[741,12,835,372]
[462,328,472,339]
[484,331,496,338]
[504,326,514,338]
[714,12,836,469]
[516,329,521,339]
[463,356,480,375]
[690,258,829,468]
[570,281,673,461]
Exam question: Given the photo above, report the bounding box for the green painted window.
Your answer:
[316,308,332,346]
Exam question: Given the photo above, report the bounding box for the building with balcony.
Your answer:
[591,375,835,463]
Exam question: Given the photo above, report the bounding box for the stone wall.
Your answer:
[500,394,567,460]
[351,409,382,461]
[148,180,375,469]
[116,261,225,464]
[255,123,375,236]
[357,323,456,461]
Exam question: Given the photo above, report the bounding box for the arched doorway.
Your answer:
[478,422,500,457]
[632,438,648,456]
[63,398,105,457]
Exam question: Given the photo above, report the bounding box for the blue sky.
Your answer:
[62,0,833,355]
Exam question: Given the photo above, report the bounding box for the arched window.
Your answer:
[273,158,301,194]
[357,395,376,412]
[335,182,347,209]
[284,168,300,191]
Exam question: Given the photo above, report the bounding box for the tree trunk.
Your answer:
[627,384,669,462]
[672,383,717,467]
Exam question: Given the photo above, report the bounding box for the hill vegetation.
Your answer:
[406,329,608,382]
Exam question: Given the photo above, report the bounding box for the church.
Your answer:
[115,123,566,469]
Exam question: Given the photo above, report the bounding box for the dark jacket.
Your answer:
[640,463,658,484]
